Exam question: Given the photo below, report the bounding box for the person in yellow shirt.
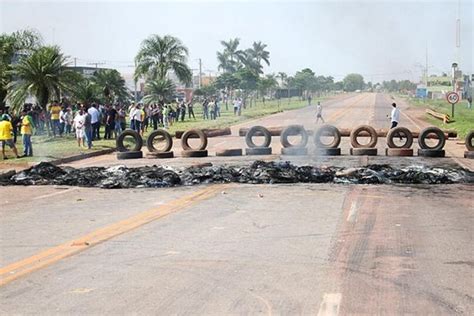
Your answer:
[49,101,61,137]
[20,110,34,157]
[0,114,20,160]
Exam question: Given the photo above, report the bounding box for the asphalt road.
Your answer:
[1,93,473,315]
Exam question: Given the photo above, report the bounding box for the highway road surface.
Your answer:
[1,93,473,315]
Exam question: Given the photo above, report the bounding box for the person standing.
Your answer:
[389,102,400,128]
[73,108,87,147]
[104,104,117,139]
[202,98,209,120]
[83,106,93,149]
[180,101,186,122]
[315,101,325,123]
[0,115,20,159]
[467,96,472,109]
[308,94,312,106]
[49,101,61,137]
[187,100,196,120]
[233,98,239,115]
[163,105,170,129]
[59,106,66,136]
[88,103,100,140]
[64,107,73,134]
[20,110,34,157]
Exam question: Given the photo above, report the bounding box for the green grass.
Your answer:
[404,96,474,138]
[1,96,328,165]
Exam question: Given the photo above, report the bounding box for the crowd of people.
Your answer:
[0,95,247,159]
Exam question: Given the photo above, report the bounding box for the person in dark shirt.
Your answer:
[104,104,117,139]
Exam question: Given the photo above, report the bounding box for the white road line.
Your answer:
[346,201,358,223]
[317,293,342,316]
[33,187,78,200]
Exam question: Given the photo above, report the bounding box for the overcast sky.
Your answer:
[1,0,472,83]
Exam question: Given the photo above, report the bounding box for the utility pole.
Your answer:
[199,58,202,89]
[134,60,138,103]
[74,57,77,68]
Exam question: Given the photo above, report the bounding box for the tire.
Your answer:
[116,129,143,152]
[418,127,446,150]
[216,148,243,156]
[386,127,413,148]
[350,148,378,156]
[145,151,174,159]
[117,151,143,160]
[245,126,272,148]
[181,129,208,151]
[464,151,474,159]
[314,125,341,148]
[181,150,208,158]
[281,147,308,156]
[280,125,308,148]
[465,131,474,151]
[350,125,378,148]
[417,149,445,158]
[245,147,272,155]
[146,129,172,153]
[385,148,414,156]
[313,148,341,156]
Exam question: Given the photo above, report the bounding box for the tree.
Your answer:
[135,34,192,85]
[294,68,317,98]
[92,69,128,104]
[257,74,278,103]
[6,45,74,112]
[142,79,176,104]
[1,29,42,109]
[70,77,101,106]
[247,41,270,67]
[343,73,365,92]
[220,38,245,66]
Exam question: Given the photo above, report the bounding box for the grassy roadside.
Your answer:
[1,96,329,164]
[401,96,473,138]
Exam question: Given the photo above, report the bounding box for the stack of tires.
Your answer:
[181,129,208,157]
[350,125,378,156]
[313,124,341,156]
[464,130,473,159]
[385,126,413,156]
[280,125,308,155]
[116,129,143,160]
[245,126,272,155]
[146,129,174,159]
[417,127,446,157]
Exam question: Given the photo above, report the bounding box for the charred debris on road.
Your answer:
[1,161,472,189]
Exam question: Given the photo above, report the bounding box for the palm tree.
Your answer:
[92,69,128,104]
[1,29,42,109]
[71,78,101,106]
[220,38,245,65]
[217,51,235,73]
[135,35,192,85]
[142,79,176,104]
[240,50,263,75]
[6,45,74,112]
[248,41,270,67]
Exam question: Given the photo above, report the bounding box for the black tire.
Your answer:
[216,148,243,156]
[418,127,446,150]
[314,125,341,149]
[465,131,474,151]
[464,151,474,159]
[281,147,308,156]
[145,151,174,159]
[117,151,143,160]
[245,126,272,148]
[385,148,414,156]
[181,129,208,151]
[313,148,341,156]
[280,125,308,148]
[386,127,413,148]
[350,125,378,148]
[350,148,378,156]
[417,149,445,158]
[245,147,272,155]
[116,129,143,152]
[146,129,173,153]
[181,150,208,158]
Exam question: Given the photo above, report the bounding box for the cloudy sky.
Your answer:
[1,0,472,83]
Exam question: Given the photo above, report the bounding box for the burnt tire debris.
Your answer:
[1,161,472,189]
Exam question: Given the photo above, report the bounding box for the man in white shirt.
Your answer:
[390,102,400,128]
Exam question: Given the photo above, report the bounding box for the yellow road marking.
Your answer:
[326,94,369,123]
[0,184,229,287]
